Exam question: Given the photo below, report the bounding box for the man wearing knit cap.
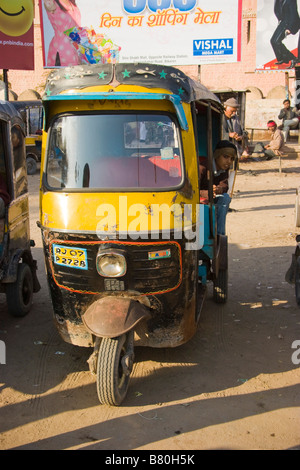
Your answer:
[222,97,249,159]
[199,140,237,235]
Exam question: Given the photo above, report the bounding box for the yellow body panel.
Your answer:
[26,135,42,146]
[41,191,198,234]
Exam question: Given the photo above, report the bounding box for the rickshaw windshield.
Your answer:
[46,112,183,190]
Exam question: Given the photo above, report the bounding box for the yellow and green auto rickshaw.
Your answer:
[39,63,227,405]
[11,101,43,175]
[0,101,40,316]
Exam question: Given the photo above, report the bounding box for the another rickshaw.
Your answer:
[0,101,40,316]
[39,63,228,405]
[11,101,43,175]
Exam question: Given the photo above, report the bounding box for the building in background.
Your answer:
[5,1,297,109]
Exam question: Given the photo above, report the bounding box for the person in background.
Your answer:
[278,99,299,142]
[252,120,284,160]
[43,0,81,67]
[222,97,250,160]
[264,120,285,160]
[199,140,237,236]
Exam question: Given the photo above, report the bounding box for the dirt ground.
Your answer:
[0,155,300,451]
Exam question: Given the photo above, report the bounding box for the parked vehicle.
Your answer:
[11,100,43,175]
[0,101,40,316]
[39,63,227,405]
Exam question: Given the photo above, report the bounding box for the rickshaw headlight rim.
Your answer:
[96,251,127,278]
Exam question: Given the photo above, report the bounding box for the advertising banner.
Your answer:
[256,0,300,71]
[39,0,242,68]
[0,0,34,70]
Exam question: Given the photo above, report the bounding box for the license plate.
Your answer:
[53,244,88,270]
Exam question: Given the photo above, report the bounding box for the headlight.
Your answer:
[96,250,127,277]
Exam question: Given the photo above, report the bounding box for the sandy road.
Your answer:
[0,157,300,450]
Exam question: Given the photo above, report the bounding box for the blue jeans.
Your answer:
[215,193,231,235]
[283,119,298,141]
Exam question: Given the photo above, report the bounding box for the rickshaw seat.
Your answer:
[89,156,181,188]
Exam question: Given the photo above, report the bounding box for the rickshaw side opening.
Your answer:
[11,100,43,175]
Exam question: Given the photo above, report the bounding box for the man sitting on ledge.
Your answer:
[252,120,284,160]
[278,99,299,142]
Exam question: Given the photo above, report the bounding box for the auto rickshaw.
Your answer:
[0,101,40,316]
[11,101,43,175]
[39,63,228,405]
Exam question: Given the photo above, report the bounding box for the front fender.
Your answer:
[82,296,151,338]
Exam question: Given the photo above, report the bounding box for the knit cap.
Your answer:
[213,140,237,160]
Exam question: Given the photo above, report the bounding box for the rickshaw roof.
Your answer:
[11,100,42,111]
[43,63,221,106]
[0,100,25,129]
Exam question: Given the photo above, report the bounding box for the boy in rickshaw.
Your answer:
[199,140,237,235]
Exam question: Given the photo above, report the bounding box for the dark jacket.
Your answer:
[222,114,245,155]
[278,106,298,122]
[199,160,229,201]
[274,0,300,35]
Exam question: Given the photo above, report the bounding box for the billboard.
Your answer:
[39,0,242,68]
[256,0,300,71]
[0,0,34,70]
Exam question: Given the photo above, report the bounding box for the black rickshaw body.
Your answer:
[0,101,40,316]
[39,63,226,404]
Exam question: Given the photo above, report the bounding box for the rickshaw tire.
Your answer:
[26,156,37,175]
[5,263,33,317]
[295,257,300,306]
[96,333,131,406]
[213,268,228,304]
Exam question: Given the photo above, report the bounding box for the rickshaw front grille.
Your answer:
[49,240,182,295]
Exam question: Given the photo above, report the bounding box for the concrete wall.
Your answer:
[245,98,284,141]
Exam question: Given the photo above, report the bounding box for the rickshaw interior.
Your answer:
[0,115,28,235]
[194,101,221,156]
[11,101,43,175]
[0,105,28,258]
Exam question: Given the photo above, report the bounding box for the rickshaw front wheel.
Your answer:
[6,263,33,316]
[96,331,134,406]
